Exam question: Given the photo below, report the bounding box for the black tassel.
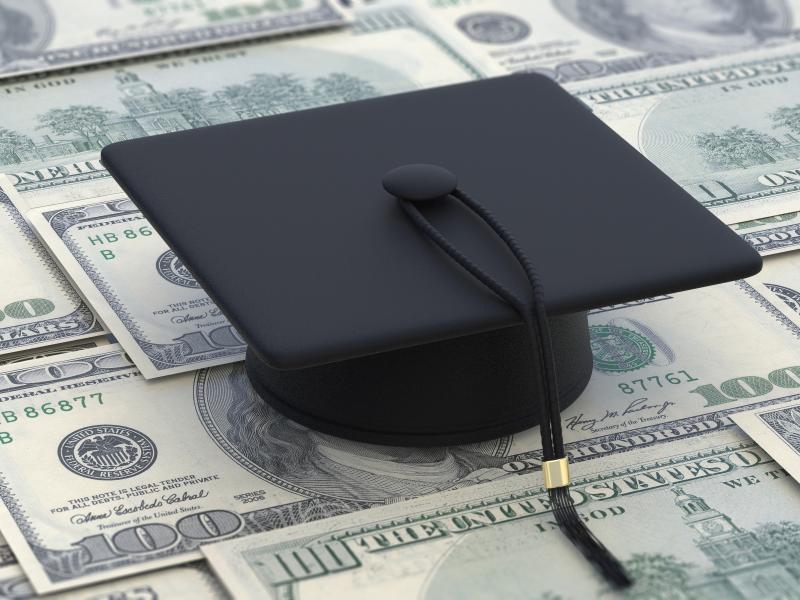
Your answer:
[549,486,632,588]
[394,181,634,588]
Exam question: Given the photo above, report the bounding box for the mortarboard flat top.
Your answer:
[102,74,760,371]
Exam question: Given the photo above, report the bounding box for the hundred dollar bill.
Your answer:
[0,563,227,599]
[571,46,800,224]
[0,0,346,79]
[28,196,247,378]
[735,211,800,255]
[3,281,800,590]
[0,186,104,356]
[0,5,481,377]
[733,399,800,487]
[426,0,800,81]
[0,5,481,181]
[203,435,800,600]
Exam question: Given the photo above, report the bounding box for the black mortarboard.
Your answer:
[101,73,759,445]
[101,74,760,586]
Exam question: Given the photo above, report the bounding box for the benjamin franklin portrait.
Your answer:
[196,364,513,504]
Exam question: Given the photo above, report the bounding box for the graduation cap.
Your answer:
[101,74,760,587]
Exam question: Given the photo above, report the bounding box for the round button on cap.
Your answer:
[382,163,457,202]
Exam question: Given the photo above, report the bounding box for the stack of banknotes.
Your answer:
[5,1,800,598]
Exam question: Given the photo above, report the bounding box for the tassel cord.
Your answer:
[398,188,632,588]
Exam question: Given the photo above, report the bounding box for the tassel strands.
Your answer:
[548,484,632,588]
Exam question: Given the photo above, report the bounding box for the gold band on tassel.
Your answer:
[542,458,570,489]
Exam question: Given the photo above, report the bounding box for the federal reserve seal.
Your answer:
[456,12,531,44]
[156,249,199,288]
[58,425,156,480]
[590,324,655,373]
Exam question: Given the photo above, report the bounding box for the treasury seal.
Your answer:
[156,249,199,288]
[456,12,531,44]
[58,425,157,480]
[589,324,655,373]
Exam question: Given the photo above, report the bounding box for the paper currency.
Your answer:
[2,281,800,591]
[0,562,227,599]
[736,212,800,255]
[426,0,800,81]
[734,400,800,487]
[0,186,104,356]
[28,196,247,378]
[0,4,481,377]
[203,434,800,600]
[570,46,800,224]
[0,0,346,79]
[4,3,798,599]
[0,5,480,179]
